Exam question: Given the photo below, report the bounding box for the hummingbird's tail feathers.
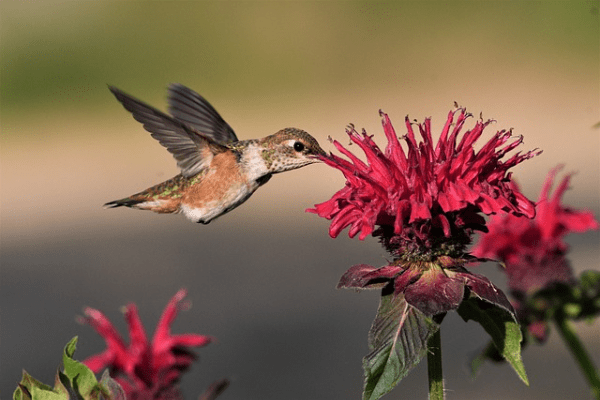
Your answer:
[103,176,184,213]
[103,196,180,214]
[103,197,145,209]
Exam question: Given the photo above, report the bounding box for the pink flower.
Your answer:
[308,107,541,317]
[307,108,540,394]
[473,166,599,293]
[471,167,599,341]
[80,289,212,400]
[308,108,540,256]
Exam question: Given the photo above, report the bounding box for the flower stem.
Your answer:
[427,327,444,400]
[553,314,600,400]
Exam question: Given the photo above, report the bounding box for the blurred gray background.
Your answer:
[2,2,599,399]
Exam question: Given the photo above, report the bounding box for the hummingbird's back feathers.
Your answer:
[167,84,238,145]
[109,86,227,177]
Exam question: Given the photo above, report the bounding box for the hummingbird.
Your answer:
[104,84,326,224]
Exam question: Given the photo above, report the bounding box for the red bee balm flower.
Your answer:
[309,109,539,257]
[473,166,599,293]
[308,109,539,397]
[309,107,541,315]
[471,167,599,341]
[80,289,212,400]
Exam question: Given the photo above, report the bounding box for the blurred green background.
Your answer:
[2,2,599,399]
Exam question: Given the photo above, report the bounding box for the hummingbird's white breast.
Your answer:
[239,143,271,182]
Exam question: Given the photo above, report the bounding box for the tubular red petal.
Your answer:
[153,289,188,348]
[308,107,539,249]
[381,111,408,170]
[169,334,212,348]
[82,351,115,373]
[123,304,149,354]
[82,308,128,359]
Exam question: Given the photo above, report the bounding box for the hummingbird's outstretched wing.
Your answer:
[167,83,238,145]
[109,86,228,177]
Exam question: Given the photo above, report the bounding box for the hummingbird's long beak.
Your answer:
[313,145,328,159]
[309,152,329,162]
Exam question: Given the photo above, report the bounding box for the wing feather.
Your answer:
[167,83,238,144]
[109,86,227,177]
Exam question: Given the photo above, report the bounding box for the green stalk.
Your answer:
[427,327,444,400]
[553,314,600,400]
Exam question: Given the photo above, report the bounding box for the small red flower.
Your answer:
[308,108,540,256]
[80,289,212,400]
[471,167,599,341]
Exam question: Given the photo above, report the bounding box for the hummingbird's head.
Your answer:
[261,128,327,173]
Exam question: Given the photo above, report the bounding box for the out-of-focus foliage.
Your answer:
[13,337,125,400]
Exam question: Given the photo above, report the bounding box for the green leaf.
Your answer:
[458,297,529,385]
[52,372,69,398]
[362,293,439,400]
[62,337,100,397]
[14,385,32,400]
[469,340,505,378]
[13,338,126,400]
[28,385,64,400]
[580,270,600,291]
[531,270,600,321]
[13,371,56,400]
[20,371,55,393]
[579,271,600,318]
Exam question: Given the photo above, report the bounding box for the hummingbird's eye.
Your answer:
[293,142,305,152]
